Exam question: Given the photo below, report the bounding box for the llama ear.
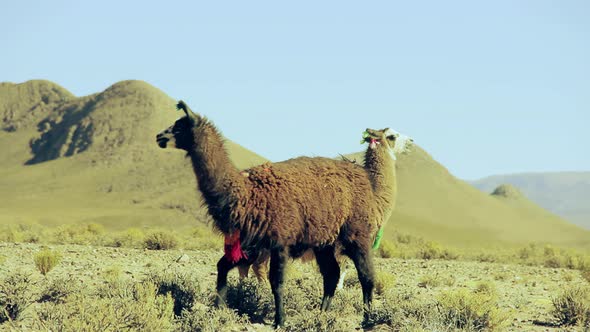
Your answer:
[176,100,196,119]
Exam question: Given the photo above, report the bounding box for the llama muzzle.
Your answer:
[156,134,169,148]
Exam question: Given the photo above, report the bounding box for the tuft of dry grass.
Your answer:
[33,248,61,276]
[375,271,396,295]
[226,278,273,323]
[39,276,80,304]
[0,271,38,323]
[418,273,456,289]
[377,239,397,259]
[474,280,498,299]
[176,305,248,332]
[33,282,175,331]
[436,288,508,331]
[149,270,202,317]
[112,228,145,248]
[144,230,178,250]
[551,285,590,327]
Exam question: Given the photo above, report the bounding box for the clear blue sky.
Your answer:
[1,1,588,179]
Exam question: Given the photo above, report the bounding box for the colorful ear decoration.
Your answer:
[360,130,370,144]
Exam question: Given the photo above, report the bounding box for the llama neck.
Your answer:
[364,147,398,222]
[187,121,247,233]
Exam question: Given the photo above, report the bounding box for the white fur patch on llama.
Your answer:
[385,128,413,160]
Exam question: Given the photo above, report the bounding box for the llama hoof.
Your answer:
[213,296,226,308]
[273,317,285,330]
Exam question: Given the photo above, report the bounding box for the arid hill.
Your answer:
[472,172,590,230]
[0,80,266,229]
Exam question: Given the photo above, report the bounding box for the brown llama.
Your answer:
[231,128,412,286]
[156,101,409,327]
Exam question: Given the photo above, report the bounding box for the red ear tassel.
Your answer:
[224,231,248,264]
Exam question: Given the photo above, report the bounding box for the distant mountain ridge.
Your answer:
[472,172,590,230]
[1,80,74,132]
[1,79,589,249]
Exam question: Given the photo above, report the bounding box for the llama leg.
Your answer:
[269,248,287,328]
[237,264,250,279]
[252,260,268,283]
[314,246,340,311]
[215,256,236,306]
[337,270,347,290]
[346,244,375,314]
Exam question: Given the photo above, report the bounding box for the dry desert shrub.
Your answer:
[418,241,460,260]
[551,285,590,327]
[473,280,498,298]
[149,270,202,317]
[111,227,145,248]
[33,282,174,331]
[365,287,507,331]
[175,305,248,332]
[50,223,106,245]
[0,271,38,323]
[377,239,397,258]
[418,273,455,289]
[33,248,61,276]
[436,288,508,331]
[38,276,80,304]
[375,270,396,295]
[284,311,350,332]
[183,226,222,250]
[362,290,434,330]
[144,230,179,250]
[226,278,273,323]
[0,224,47,244]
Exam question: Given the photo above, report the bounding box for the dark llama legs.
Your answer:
[269,248,287,328]
[345,242,375,315]
[215,252,264,306]
[214,256,235,306]
[216,241,374,327]
[314,246,341,311]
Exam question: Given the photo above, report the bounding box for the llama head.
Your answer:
[362,128,413,160]
[156,100,202,151]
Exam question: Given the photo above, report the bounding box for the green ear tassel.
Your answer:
[372,227,384,250]
[361,130,370,144]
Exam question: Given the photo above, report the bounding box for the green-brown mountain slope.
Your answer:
[0,80,266,229]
